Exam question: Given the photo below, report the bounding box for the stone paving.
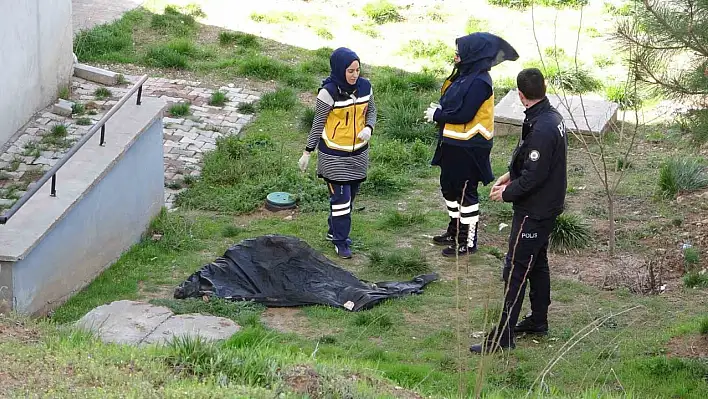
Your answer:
[0,74,259,211]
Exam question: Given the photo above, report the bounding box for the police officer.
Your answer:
[470,68,568,354]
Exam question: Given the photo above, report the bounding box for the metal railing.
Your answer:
[0,75,149,225]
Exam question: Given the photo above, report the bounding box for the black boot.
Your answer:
[514,314,549,336]
[432,231,456,246]
[469,328,515,354]
[441,244,476,257]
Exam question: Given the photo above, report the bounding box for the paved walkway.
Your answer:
[73,0,144,33]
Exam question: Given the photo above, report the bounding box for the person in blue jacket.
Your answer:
[424,32,518,258]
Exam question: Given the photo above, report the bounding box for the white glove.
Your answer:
[357,126,372,141]
[430,102,441,109]
[424,105,438,123]
[298,152,310,172]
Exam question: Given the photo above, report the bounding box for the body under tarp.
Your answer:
[174,235,438,311]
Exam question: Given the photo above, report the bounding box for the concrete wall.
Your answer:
[0,97,165,315]
[0,0,74,146]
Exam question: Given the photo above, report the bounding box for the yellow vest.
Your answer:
[321,94,371,152]
[439,78,495,142]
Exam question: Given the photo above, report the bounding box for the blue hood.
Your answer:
[321,47,362,94]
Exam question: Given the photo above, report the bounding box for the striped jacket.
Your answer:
[305,81,377,184]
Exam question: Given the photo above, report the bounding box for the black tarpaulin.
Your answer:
[174,235,438,311]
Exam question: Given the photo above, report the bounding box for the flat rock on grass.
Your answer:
[75,300,240,345]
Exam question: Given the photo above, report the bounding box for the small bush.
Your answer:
[73,18,134,61]
[144,46,189,69]
[466,16,489,34]
[237,102,257,114]
[699,317,708,335]
[658,158,708,198]
[169,102,192,117]
[315,27,334,40]
[550,213,591,253]
[368,249,431,276]
[93,87,112,99]
[378,210,426,230]
[605,84,642,109]
[219,31,259,48]
[58,87,70,100]
[208,90,228,106]
[258,88,297,111]
[238,55,291,80]
[683,246,700,266]
[76,117,92,126]
[680,109,708,145]
[71,103,85,115]
[378,95,437,143]
[408,72,438,91]
[166,38,199,56]
[363,0,403,24]
[299,108,316,133]
[683,272,708,289]
[51,124,68,137]
[353,23,380,38]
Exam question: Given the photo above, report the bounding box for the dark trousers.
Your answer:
[327,182,360,245]
[440,171,480,249]
[493,211,555,345]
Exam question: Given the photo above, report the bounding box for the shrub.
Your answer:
[605,84,642,109]
[368,249,431,276]
[151,6,197,36]
[683,246,700,267]
[258,88,298,111]
[169,102,191,117]
[550,213,592,253]
[315,27,334,40]
[363,0,403,24]
[208,90,228,106]
[237,102,257,114]
[658,158,708,198]
[378,95,437,143]
[219,31,259,48]
[73,17,134,61]
[71,103,85,115]
[683,272,708,289]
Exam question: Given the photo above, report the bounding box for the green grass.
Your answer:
[363,0,403,24]
[71,102,85,115]
[658,158,708,198]
[684,272,708,289]
[93,87,112,100]
[58,86,70,100]
[314,27,334,40]
[402,40,455,61]
[353,22,380,38]
[218,31,259,48]
[151,297,264,326]
[258,88,297,111]
[237,102,257,114]
[699,316,708,335]
[605,84,642,109]
[368,249,431,276]
[208,90,228,106]
[168,102,191,116]
[378,209,427,230]
[683,246,700,267]
[465,16,489,34]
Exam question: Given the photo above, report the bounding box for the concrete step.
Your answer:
[73,63,119,86]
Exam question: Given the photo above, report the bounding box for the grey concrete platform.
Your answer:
[494,89,619,137]
[76,300,241,345]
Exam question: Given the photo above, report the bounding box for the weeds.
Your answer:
[93,87,112,100]
[258,88,297,111]
[683,246,700,267]
[299,108,316,133]
[238,55,291,80]
[466,17,489,34]
[237,102,257,114]
[378,210,426,230]
[58,87,70,100]
[368,249,431,276]
[50,124,68,137]
[402,40,454,61]
[71,103,85,115]
[73,12,136,61]
[208,90,228,106]
[222,225,244,238]
[218,31,259,48]
[550,213,591,253]
[147,208,198,251]
[699,317,708,335]
[363,0,403,24]
[144,45,189,69]
[315,27,334,40]
[360,166,405,195]
[169,102,192,117]
[683,272,708,288]
[353,23,380,38]
[352,311,394,330]
[658,158,708,198]
[150,6,196,36]
[605,84,642,109]
[525,60,602,94]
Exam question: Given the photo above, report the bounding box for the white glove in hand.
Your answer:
[424,105,438,123]
[430,102,441,109]
[298,152,310,172]
[357,126,372,141]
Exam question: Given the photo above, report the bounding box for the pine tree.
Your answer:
[615,0,708,142]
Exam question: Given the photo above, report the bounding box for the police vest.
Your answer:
[319,80,372,155]
[440,75,494,147]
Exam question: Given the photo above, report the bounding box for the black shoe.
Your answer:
[469,339,515,354]
[432,232,456,246]
[441,244,477,258]
[515,315,549,336]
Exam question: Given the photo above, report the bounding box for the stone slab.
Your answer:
[494,89,619,136]
[52,99,74,117]
[76,300,240,346]
[143,313,241,345]
[73,63,119,86]
[75,300,173,345]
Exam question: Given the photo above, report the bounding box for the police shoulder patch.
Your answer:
[529,150,540,162]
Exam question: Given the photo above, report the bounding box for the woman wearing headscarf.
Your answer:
[423,32,518,258]
[298,47,377,259]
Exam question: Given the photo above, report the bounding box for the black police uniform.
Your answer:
[493,96,568,348]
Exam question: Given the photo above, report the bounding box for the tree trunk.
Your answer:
[608,196,615,257]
